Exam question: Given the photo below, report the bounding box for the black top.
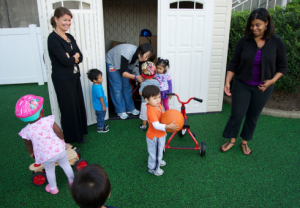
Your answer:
[48,31,83,80]
[227,35,288,81]
[120,49,138,75]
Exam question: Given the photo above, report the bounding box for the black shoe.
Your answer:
[140,124,147,131]
[97,126,109,133]
[104,124,109,129]
[80,139,88,143]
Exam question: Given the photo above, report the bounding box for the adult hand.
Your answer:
[136,75,145,83]
[224,82,232,96]
[258,80,274,92]
[73,53,80,63]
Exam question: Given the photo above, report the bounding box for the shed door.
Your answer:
[158,0,213,113]
[37,0,107,126]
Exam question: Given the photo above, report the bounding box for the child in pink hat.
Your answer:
[16,94,74,194]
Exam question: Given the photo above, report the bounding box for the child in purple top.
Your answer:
[155,58,173,110]
[243,49,264,86]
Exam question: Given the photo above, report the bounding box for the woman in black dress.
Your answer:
[48,7,88,144]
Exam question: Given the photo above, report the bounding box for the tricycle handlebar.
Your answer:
[167,93,203,105]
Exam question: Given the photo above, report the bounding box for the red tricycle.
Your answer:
[30,146,88,186]
[164,93,206,157]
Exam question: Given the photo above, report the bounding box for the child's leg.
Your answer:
[142,120,147,127]
[147,136,165,171]
[139,102,147,127]
[95,110,106,129]
[56,150,74,182]
[43,156,60,190]
[161,98,169,111]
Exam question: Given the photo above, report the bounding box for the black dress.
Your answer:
[48,31,88,143]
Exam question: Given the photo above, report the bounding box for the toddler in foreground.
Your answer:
[70,164,116,208]
[16,94,74,194]
[142,85,178,176]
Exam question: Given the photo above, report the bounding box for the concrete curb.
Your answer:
[223,96,300,119]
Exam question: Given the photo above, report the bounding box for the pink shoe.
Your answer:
[45,184,59,194]
[68,181,73,187]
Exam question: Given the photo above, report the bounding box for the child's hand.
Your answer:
[166,121,179,131]
[30,153,34,158]
[103,106,106,111]
[168,95,172,99]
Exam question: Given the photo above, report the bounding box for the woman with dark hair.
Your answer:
[106,43,155,119]
[47,7,88,144]
[220,8,288,155]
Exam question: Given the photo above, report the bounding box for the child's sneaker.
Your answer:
[45,184,59,194]
[104,124,109,128]
[140,124,147,131]
[148,168,164,176]
[97,125,109,133]
[160,160,166,167]
[68,181,73,187]
[117,112,129,119]
[127,109,140,115]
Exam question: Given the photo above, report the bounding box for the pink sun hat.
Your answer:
[15,95,44,122]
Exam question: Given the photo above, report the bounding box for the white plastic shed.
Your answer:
[37,0,232,126]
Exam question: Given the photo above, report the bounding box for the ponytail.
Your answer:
[156,57,170,73]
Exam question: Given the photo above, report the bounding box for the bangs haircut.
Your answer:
[142,85,160,100]
[70,164,111,208]
[244,8,275,40]
[137,43,155,61]
[87,69,102,82]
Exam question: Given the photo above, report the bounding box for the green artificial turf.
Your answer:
[1,83,300,208]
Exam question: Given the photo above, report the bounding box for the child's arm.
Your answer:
[168,77,173,99]
[53,122,65,142]
[99,97,106,111]
[139,92,142,95]
[24,140,34,158]
[152,121,178,132]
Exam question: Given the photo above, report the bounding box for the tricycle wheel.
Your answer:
[200,141,206,157]
[74,159,88,171]
[178,129,186,137]
[31,172,47,186]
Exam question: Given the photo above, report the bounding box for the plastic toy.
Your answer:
[164,92,206,156]
[161,109,184,132]
[30,146,88,186]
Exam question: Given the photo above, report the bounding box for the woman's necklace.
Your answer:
[55,29,73,50]
[55,29,69,42]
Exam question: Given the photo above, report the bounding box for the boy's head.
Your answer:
[142,85,161,107]
[70,164,111,208]
[140,61,156,79]
[87,69,103,84]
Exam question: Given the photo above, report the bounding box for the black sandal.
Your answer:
[241,143,252,155]
[220,141,235,152]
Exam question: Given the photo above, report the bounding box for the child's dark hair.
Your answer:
[70,164,111,208]
[142,85,160,100]
[156,58,170,74]
[137,43,156,62]
[87,69,102,82]
[244,8,275,40]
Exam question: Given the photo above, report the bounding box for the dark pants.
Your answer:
[52,76,88,143]
[223,79,274,141]
[95,110,106,129]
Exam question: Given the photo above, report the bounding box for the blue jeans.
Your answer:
[106,63,135,113]
[95,110,106,129]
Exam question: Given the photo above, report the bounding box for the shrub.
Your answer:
[228,0,300,92]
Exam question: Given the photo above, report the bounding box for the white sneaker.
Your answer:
[148,168,164,176]
[160,160,166,167]
[117,112,129,119]
[127,109,140,115]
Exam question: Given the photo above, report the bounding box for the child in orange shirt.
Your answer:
[142,85,178,176]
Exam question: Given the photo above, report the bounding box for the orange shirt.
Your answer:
[146,104,166,140]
